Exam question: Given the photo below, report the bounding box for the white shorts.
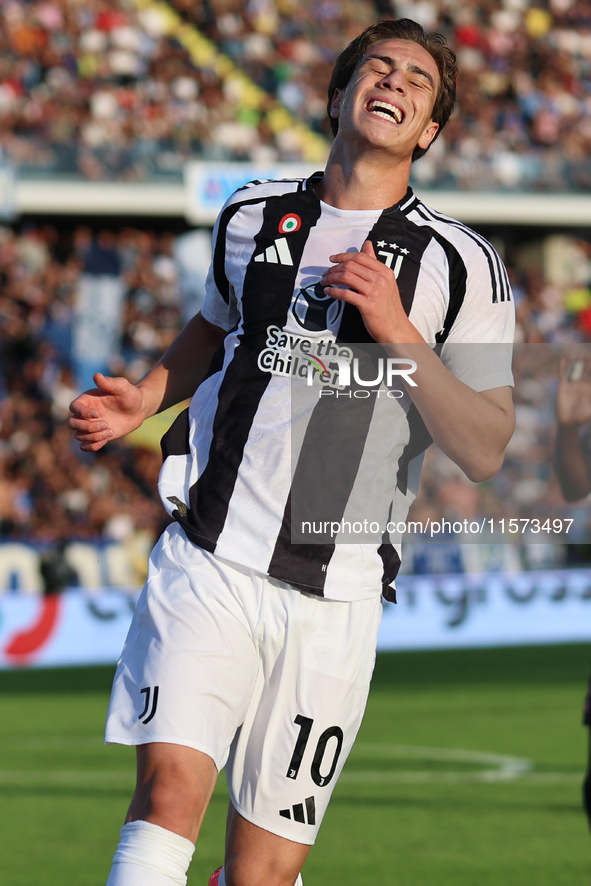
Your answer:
[106,523,382,844]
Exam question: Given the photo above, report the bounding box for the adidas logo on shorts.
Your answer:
[279,796,316,825]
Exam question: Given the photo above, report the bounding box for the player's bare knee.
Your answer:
[126,770,210,836]
[127,744,217,835]
[224,859,301,886]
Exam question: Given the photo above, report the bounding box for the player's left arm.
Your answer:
[321,241,514,483]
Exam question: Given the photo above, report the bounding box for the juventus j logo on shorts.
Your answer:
[138,685,159,724]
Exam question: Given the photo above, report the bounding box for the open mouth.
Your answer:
[367,100,404,124]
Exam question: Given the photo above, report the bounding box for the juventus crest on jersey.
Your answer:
[158,175,514,602]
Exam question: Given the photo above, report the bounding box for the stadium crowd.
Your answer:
[0,0,316,182]
[0,0,590,189]
[0,224,178,549]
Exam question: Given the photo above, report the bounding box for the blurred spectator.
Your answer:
[39,537,79,594]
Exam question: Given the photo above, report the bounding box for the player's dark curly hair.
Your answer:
[327,19,457,162]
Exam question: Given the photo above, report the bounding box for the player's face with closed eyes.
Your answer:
[330,39,440,160]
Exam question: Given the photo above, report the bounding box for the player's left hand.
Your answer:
[320,240,422,343]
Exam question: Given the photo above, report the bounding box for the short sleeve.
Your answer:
[441,245,515,391]
[200,203,241,331]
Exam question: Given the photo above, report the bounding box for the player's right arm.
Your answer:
[69,312,226,452]
[323,241,515,483]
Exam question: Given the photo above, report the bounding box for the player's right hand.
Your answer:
[68,373,146,451]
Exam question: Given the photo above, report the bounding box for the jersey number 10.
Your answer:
[286,714,344,787]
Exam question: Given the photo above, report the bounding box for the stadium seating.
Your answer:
[0,0,589,189]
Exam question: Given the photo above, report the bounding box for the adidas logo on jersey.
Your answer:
[254,237,293,266]
[279,796,316,825]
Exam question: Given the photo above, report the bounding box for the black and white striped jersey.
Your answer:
[158,174,515,602]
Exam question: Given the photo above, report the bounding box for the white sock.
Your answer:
[106,820,195,886]
[217,867,302,886]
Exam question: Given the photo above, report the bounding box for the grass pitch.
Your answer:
[1,644,589,886]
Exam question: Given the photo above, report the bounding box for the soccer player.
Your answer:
[69,19,515,886]
[554,356,591,830]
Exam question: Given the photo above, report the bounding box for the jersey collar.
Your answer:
[305,173,416,215]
